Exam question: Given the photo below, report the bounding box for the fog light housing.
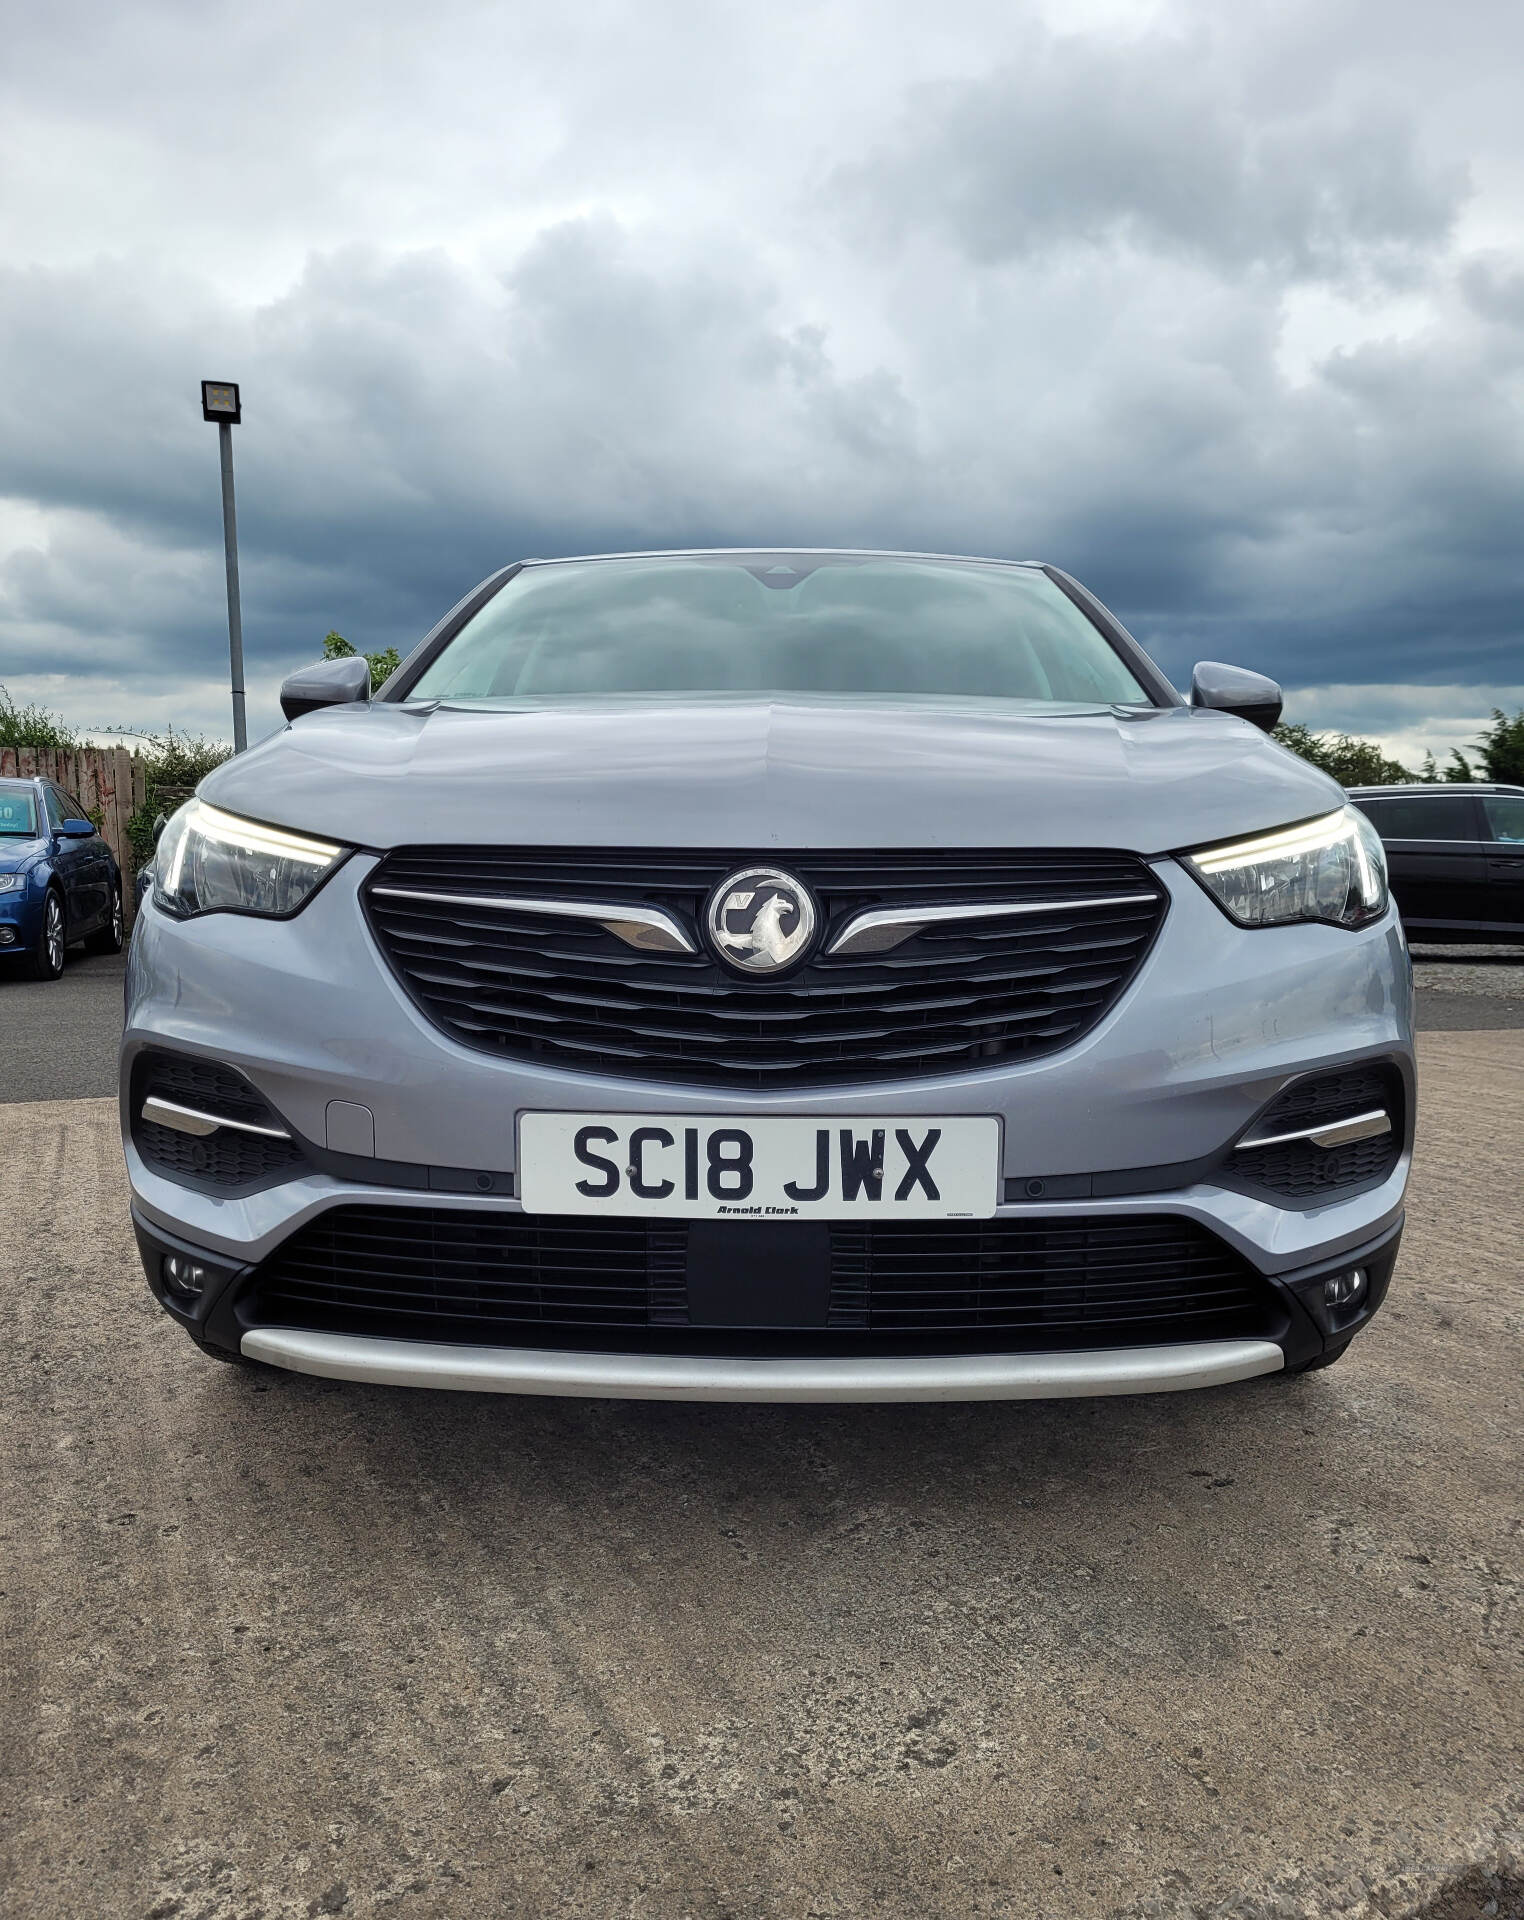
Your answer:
[1324,1268,1367,1309]
[0,927,15,944]
[162,1253,209,1299]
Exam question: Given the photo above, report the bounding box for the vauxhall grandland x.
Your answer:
[123,552,1411,1399]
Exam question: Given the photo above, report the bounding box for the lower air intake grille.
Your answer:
[131,1051,306,1193]
[1229,1131,1398,1201]
[361,847,1167,1090]
[245,1207,1277,1356]
[1230,1063,1402,1201]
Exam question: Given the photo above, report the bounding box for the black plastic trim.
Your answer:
[1263,1218,1403,1368]
[133,1208,252,1357]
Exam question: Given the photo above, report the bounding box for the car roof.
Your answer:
[1346,782,1524,797]
[515,547,1048,570]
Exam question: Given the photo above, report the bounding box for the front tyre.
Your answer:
[26,888,66,980]
[87,882,124,954]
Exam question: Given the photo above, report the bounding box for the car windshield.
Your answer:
[405,556,1152,708]
[0,784,38,835]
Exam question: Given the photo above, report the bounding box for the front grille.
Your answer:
[362,848,1167,1089]
[131,1051,306,1192]
[1229,1063,1402,1201]
[245,1206,1276,1355]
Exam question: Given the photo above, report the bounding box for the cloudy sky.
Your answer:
[2,0,1521,760]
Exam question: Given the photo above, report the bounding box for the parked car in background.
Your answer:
[0,776,125,979]
[1347,783,1524,945]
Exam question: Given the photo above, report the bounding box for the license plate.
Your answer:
[518,1113,1000,1219]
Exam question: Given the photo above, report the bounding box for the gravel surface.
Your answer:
[1410,945,1524,1002]
[1,1030,1520,1920]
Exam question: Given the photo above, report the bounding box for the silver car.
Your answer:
[123,551,1411,1401]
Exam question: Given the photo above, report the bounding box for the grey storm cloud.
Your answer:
[832,34,1465,281]
[0,0,1522,743]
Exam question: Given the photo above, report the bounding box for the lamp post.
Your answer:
[200,380,247,753]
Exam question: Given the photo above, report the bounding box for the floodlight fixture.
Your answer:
[201,380,242,424]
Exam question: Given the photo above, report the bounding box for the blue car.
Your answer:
[0,775,124,980]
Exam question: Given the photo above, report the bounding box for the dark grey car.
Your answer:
[123,551,1412,1401]
[1348,783,1524,943]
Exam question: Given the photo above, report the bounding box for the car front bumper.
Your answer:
[122,853,1415,1398]
[0,881,42,955]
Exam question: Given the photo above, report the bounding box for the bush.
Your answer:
[1261,709,1524,790]
[1470,708,1524,784]
[125,727,234,868]
[323,631,401,693]
[1271,723,1413,786]
[0,685,78,750]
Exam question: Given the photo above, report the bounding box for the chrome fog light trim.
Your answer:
[141,1094,291,1142]
[1237,1108,1392,1153]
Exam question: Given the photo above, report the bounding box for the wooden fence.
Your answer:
[0,745,150,926]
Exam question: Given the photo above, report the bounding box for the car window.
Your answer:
[0,783,38,835]
[42,785,66,832]
[60,790,91,827]
[1355,795,1477,840]
[407,556,1153,708]
[1481,795,1524,843]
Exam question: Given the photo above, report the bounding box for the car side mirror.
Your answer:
[60,817,96,838]
[280,654,372,723]
[1190,661,1283,733]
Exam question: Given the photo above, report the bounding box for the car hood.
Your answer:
[203,697,1343,855]
[0,837,46,872]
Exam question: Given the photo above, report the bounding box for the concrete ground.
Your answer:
[1,1028,1520,1920]
[0,947,127,1103]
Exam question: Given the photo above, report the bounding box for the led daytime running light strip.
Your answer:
[184,801,341,867]
[1192,810,1354,874]
[165,800,343,895]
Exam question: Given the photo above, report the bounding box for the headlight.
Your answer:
[1184,807,1388,929]
[0,873,25,894]
[154,799,347,919]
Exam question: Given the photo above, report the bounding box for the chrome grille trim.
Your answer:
[827,892,1163,956]
[368,886,696,954]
